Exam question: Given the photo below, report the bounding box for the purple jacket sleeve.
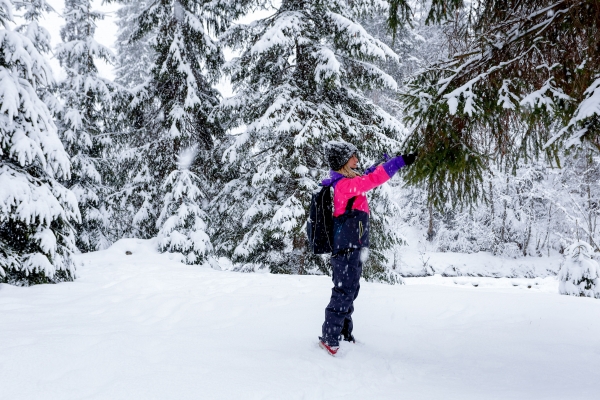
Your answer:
[363,154,393,175]
[363,163,379,175]
[382,156,406,178]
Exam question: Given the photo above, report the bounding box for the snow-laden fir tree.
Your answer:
[0,0,79,284]
[100,0,157,241]
[114,0,155,89]
[127,0,247,264]
[157,146,213,264]
[552,149,600,252]
[14,0,53,55]
[14,0,59,111]
[55,0,116,252]
[360,0,448,119]
[559,241,600,299]
[212,0,405,282]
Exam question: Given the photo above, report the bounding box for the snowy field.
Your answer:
[1,240,599,400]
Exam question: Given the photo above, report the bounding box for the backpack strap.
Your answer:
[345,197,356,213]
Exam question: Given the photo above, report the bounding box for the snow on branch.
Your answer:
[250,11,303,56]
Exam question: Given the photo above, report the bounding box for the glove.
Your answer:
[401,153,417,166]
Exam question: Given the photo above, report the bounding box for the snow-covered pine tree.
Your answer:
[0,0,79,285]
[550,148,600,252]
[14,0,53,53]
[55,0,116,252]
[127,0,245,264]
[14,0,59,112]
[114,0,155,89]
[100,0,157,241]
[559,240,600,299]
[212,0,405,282]
[360,0,448,119]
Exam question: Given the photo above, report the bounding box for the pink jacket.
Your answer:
[321,155,406,217]
[332,166,390,216]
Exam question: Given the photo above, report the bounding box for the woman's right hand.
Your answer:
[401,153,417,166]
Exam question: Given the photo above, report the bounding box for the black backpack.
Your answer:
[307,185,334,254]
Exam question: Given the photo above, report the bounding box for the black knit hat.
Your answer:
[324,141,358,171]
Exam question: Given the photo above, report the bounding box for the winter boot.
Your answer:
[341,321,356,343]
[319,340,339,356]
[342,333,356,343]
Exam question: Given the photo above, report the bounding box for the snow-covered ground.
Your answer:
[392,224,564,278]
[1,240,599,400]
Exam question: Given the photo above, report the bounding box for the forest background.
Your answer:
[2,0,599,286]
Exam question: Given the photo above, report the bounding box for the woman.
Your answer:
[319,141,416,356]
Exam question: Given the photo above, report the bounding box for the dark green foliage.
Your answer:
[389,0,600,209]
[388,0,465,31]
[401,68,486,208]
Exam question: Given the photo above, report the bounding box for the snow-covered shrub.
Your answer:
[436,209,496,254]
[156,149,213,265]
[558,241,600,299]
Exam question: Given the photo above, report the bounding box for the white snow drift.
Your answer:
[1,239,599,400]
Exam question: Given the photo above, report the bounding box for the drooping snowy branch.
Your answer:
[1,0,78,284]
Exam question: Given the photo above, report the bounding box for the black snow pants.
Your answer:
[320,248,363,347]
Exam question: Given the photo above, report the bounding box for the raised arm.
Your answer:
[336,156,407,196]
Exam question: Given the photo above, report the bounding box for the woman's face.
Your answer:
[347,154,358,169]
